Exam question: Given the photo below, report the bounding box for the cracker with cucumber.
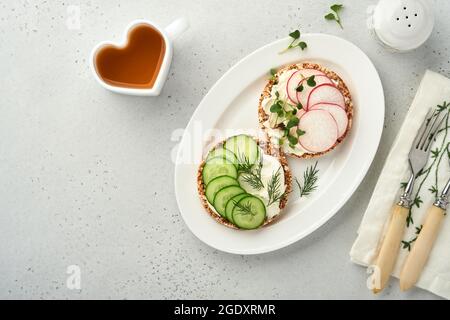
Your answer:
[197,134,292,230]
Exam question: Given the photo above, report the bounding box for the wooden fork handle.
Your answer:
[399,205,446,291]
[373,204,409,293]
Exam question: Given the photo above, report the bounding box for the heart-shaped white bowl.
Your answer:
[90,18,188,96]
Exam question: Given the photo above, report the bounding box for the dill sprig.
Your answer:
[237,153,264,190]
[237,152,254,171]
[295,162,319,197]
[233,200,255,216]
[267,167,284,206]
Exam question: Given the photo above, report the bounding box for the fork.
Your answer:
[372,109,446,293]
[399,157,450,291]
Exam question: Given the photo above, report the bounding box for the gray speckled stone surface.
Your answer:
[0,0,448,299]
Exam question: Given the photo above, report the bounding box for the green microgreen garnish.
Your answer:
[289,29,300,39]
[270,101,283,113]
[306,75,316,87]
[286,117,299,129]
[296,76,316,92]
[298,41,307,50]
[267,167,284,206]
[269,68,278,82]
[280,29,308,54]
[325,4,344,29]
[295,161,319,198]
[268,90,306,146]
[287,135,298,147]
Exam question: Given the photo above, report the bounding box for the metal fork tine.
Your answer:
[413,109,434,149]
[374,106,447,293]
[418,110,438,150]
[424,111,447,151]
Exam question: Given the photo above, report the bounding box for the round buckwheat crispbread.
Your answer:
[197,137,292,229]
[258,62,353,159]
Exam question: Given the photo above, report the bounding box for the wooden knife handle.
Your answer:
[399,205,446,291]
[373,204,409,293]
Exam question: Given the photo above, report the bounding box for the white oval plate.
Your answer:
[174,34,384,255]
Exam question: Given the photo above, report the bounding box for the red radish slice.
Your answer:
[286,69,327,104]
[310,103,348,138]
[313,101,345,110]
[286,71,304,104]
[296,75,333,111]
[299,68,326,78]
[298,110,338,153]
[295,108,306,119]
[307,84,345,109]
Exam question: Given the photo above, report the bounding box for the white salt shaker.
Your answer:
[367,0,434,52]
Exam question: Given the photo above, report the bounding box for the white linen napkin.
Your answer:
[350,70,450,299]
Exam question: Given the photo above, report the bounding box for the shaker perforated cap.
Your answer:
[373,0,434,51]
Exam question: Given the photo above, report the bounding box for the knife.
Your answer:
[399,168,449,291]
[372,109,445,293]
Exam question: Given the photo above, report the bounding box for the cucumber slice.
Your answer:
[232,196,266,230]
[213,186,245,217]
[224,135,260,165]
[205,176,239,204]
[206,147,238,165]
[202,157,238,185]
[225,193,249,223]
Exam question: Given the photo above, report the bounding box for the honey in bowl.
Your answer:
[94,24,166,89]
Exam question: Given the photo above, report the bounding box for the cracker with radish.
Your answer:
[258,62,353,159]
[197,134,292,230]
